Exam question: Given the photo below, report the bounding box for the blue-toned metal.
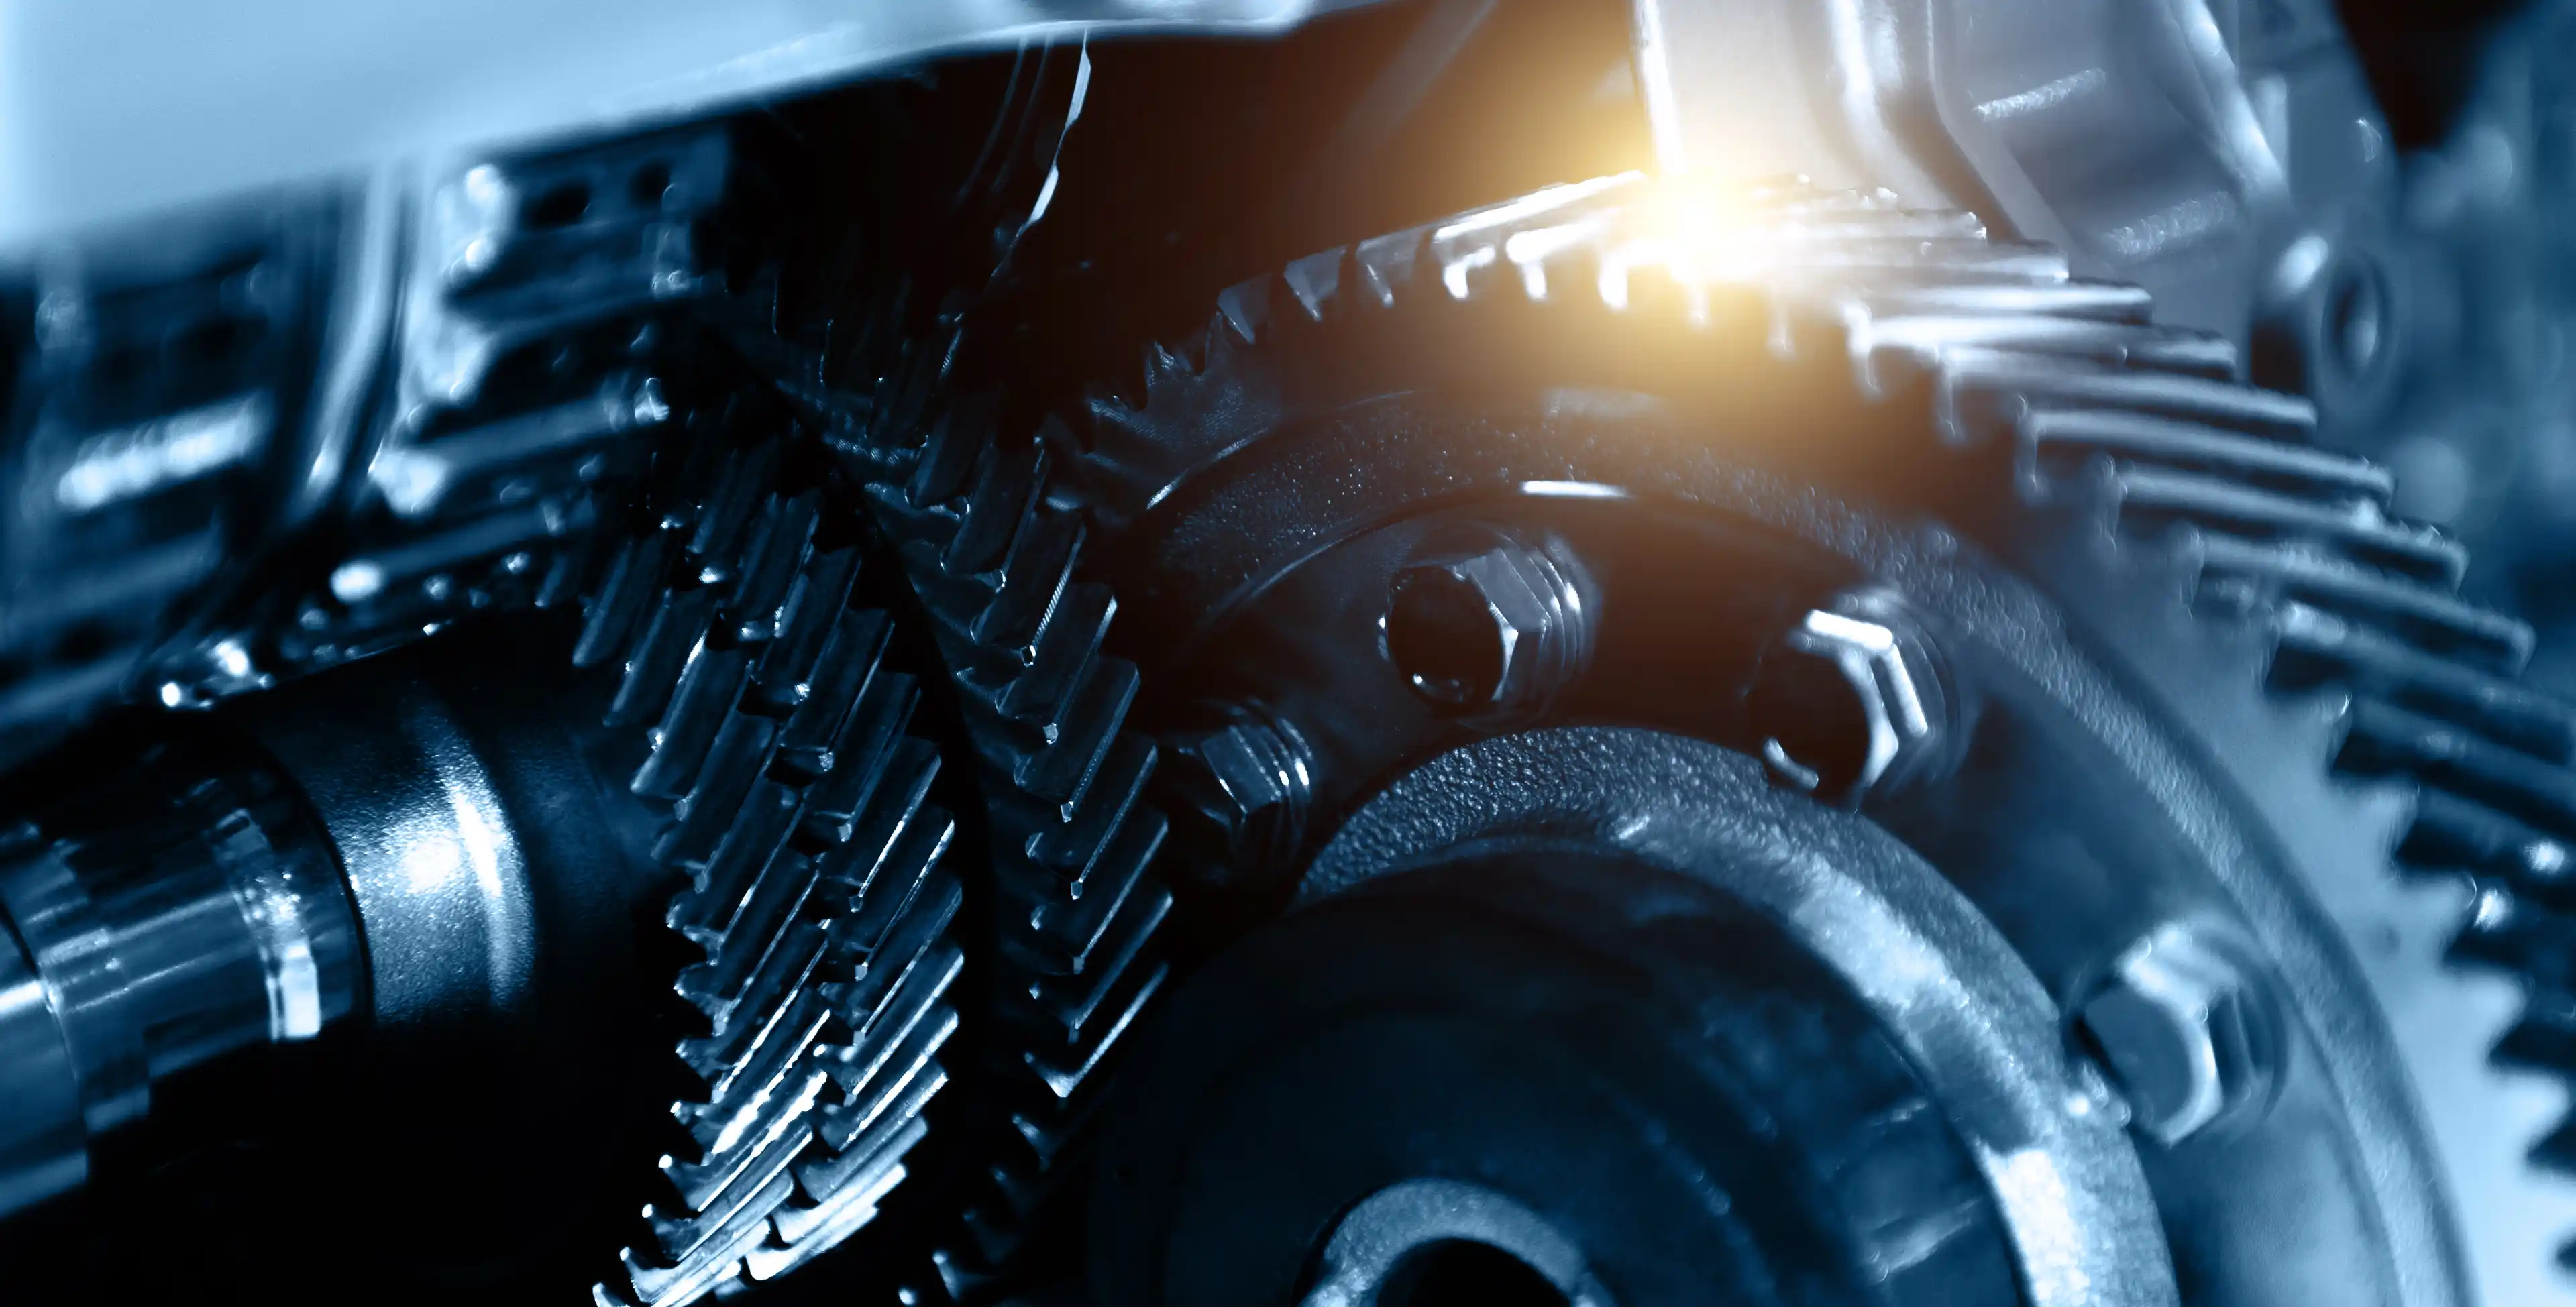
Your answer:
[0,1,1382,245]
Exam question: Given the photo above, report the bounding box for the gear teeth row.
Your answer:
[1069,176,2576,1304]
[570,408,970,1307]
[1764,193,2576,1306]
[837,380,1175,1301]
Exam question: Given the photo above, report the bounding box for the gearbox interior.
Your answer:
[2,2,2575,1306]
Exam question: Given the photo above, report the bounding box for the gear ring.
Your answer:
[1048,176,2576,1306]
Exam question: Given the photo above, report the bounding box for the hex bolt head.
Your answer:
[2076,924,2283,1147]
[1165,706,1316,891]
[1383,528,1595,722]
[1747,589,1957,805]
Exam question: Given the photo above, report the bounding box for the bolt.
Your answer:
[1383,528,1595,721]
[1165,705,1316,890]
[1747,589,1955,804]
[2076,924,2282,1146]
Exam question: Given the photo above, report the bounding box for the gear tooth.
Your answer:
[652,1159,802,1267]
[777,608,894,765]
[680,845,823,1013]
[822,950,963,1098]
[1352,225,1431,309]
[945,441,1044,577]
[637,645,756,798]
[1858,315,2239,380]
[2194,534,2532,672]
[1026,885,1171,1041]
[1023,956,1170,1100]
[972,504,1083,654]
[995,582,1114,727]
[671,1027,833,1203]
[579,530,676,667]
[623,1203,767,1307]
[2101,467,2467,586]
[932,1244,993,1301]
[751,539,866,713]
[669,777,799,933]
[843,865,963,1015]
[679,928,831,1090]
[613,587,725,730]
[908,404,986,510]
[770,1115,929,1267]
[2341,699,2576,845]
[1028,810,1166,974]
[2401,791,2576,909]
[1870,280,2156,325]
[1954,356,2317,443]
[1033,733,1155,879]
[825,752,941,891]
[1142,338,1199,394]
[2021,402,2395,502]
[2465,1049,2576,1306]
[724,489,822,628]
[817,1001,958,1157]
[802,691,926,842]
[1214,278,1275,345]
[690,435,786,567]
[1281,247,1348,321]
[1014,656,1138,809]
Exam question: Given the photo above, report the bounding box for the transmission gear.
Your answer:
[1045,175,2576,1307]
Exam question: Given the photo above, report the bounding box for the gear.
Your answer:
[829,335,1179,1306]
[573,413,970,1306]
[1049,175,2576,1306]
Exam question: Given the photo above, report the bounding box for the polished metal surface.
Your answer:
[1748,588,1960,804]
[0,746,360,1223]
[2076,923,2287,1147]
[1380,524,1597,722]
[260,686,534,1033]
[0,882,85,1222]
[1164,703,1317,891]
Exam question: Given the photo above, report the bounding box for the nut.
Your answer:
[1748,589,1954,804]
[1383,529,1595,721]
[1165,707,1315,889]
[2076,924,2281,1146]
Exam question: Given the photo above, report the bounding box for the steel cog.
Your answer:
[1049,175,2576,1307]
[568,402,973,1307]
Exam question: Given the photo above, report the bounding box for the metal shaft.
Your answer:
[0,744,362,1221]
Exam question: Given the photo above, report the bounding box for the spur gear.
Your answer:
[1044,174,2576,1307]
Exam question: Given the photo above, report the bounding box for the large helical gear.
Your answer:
[1029,176,2576,1307]
[572,406,971,1306]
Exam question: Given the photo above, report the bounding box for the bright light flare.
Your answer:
[1597,173,1800,322]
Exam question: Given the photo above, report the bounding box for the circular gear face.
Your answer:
[977,176,2576,1307]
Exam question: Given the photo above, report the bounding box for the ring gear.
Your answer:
[1051,175,2576,1307]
